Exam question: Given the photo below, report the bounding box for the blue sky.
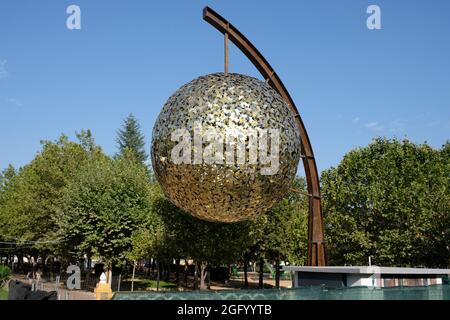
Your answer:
[1,0,449,174]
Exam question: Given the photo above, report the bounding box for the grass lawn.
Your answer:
[123,277,177,290]
[0,288,7,300]
[139,279,177,289]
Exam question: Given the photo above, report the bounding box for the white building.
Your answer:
[283,266,450,288]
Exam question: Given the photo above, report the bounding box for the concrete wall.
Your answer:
[346,274,374,287]
[297,272,346,288]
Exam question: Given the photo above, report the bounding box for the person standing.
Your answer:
[35,269,42,286]
[26,270,33,284]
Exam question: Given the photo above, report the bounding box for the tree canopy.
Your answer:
[58,150,158,266]
[2,129,448,290]
[116,114,148,165]
[0,133,103,256]
[322,138,450,267]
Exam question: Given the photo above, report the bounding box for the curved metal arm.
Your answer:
[203,6,327,266]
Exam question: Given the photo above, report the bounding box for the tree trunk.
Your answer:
[131,260,136,292]
[207,268,211,290]
[199,261,208,290]
[18,251,23,271]
[225,264,231,284]
[147,257,151,276]
[156,261,160,291]
[85,256,91,289]
[184,265,188,288]
[175,259,180,286]
[258,258,264,289]
[166,263,171,282]
[193,261,199,290]
[107,264,112,288]
[243,255,249,288]
[275,259,280,289]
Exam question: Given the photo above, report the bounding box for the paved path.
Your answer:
[11,272,292,299]
[11,275,95,300]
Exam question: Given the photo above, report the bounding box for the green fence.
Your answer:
[113,284,450,300]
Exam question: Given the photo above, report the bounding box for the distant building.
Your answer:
[283,266,450,288]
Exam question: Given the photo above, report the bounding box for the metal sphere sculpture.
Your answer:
[151,73,301,222]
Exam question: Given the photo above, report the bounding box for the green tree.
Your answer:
[0,165,16,195]
[0,134,104,263]
[58,151,157,267]
[0,165,16,253]
[147,183,254,289]
[127,181,166,278]
[321,138,450,267]
[116,114,148,165]
[76,129,96,152]
[246,177,309,288]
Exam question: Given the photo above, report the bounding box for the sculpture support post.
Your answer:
[224,31,229,75]
[203,6,327,266]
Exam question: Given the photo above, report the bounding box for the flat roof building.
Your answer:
[283,266,450,288]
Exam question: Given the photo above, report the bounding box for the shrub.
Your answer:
[0,265,11,287]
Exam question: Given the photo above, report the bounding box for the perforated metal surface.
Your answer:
[151,73,301,222]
